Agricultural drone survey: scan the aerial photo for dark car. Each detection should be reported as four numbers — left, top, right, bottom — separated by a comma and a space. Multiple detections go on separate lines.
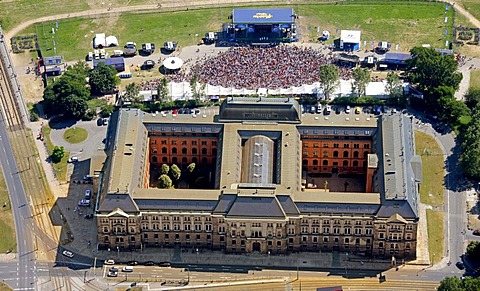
158, 261, 171, 267
335, 106, 341, 114
473, 229, 480, 236
456, 261, 465, 270
143, 261, 155, 266
84, 213, 94, 219
109, 266, 119, 272
127, 260, 139, 266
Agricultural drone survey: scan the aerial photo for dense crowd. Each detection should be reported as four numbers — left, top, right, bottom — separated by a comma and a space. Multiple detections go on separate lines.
139, 45, 354, 90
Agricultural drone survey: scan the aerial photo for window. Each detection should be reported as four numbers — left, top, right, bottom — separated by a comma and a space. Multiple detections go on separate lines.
181, 140, 187, 145
201, 141, 207, 146
353, 160, 359, 167
212, 148, 217, 155
333, 143, 339, 148
354, 144, 360, 149
162, 157, 168, 163
172, 147, 177, 154
171, 140, 177, 145
192, 141, 197, 145
192, 148, 197, 155
151, 156, 158, 163
313, 160, 318, 166
333, 151, 339, 157
172, 157, 178, 163
202, 148, 208, 155
343, 144, 349, 148
344, 228, 351, 235
343, 151, 349, 158
162, 147, 167, 154
182, 148, 187, 154
182, 157, 188, 164
343, 160, 348, 166
303, 159, 308, 166
364, 144, 370, 149
161, 140, 167, 145
353, 151, 359, 158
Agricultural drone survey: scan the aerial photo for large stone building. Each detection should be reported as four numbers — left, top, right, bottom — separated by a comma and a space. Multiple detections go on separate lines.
96, 98, 421, 260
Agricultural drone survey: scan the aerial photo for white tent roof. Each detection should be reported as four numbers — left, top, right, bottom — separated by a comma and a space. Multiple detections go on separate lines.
94, 33, 106, 48
163, 57, 183, 70
105, 36, 118, 47
340, 30, 361, 44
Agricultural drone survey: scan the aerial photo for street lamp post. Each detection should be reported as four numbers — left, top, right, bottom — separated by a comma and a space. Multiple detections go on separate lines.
345, 253, 349, 278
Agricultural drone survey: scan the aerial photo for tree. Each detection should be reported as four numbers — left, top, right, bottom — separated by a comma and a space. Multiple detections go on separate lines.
158, 174, 172, 189
385, 72, 402, 98
124, 83, 141, 104
438, 276, 463, 291
88, 62, 120, 94
64, 61, 90, 80
100, 104, 115, 117
318, 64, 340, 100
61, 94, 88, 118
352, 67, 370, 97
465, 88, 480, 110
170, 164, 181, 181
187, 163, 196, 173
190, 75, 203, 101
160, 164, 170, 175
157, 78, 170, 102
407, 47, 462, 92
51, 146, 64, 163
460, 106, 480, 178
466, 241, 480, 259
432, 86, 470, 126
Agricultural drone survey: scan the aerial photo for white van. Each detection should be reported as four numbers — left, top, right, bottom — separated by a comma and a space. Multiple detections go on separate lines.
112, 50, 123, 57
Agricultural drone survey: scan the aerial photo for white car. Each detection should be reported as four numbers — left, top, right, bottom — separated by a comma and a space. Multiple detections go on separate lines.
107, 271, 118, 277
84, 189, 92, 199
104, 259, 115, 265
78, 199, 90, 207
68, 157, 78, 163
62, 250, 74, 258
122, 266, 134, 272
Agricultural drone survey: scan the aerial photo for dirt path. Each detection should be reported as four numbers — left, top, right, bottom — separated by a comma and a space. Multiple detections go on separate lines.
445, 0, 480, 28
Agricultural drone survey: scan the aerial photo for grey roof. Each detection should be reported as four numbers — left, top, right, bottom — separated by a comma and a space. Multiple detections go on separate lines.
375, 114, 420, 218
212, 194, 237, 213
144, 123, 223, 135
376, 200, 417, 219
134, 199, 218, 211
297, 126, 376, 137
226, 196, 285, 218
218, 97, 301, 123
295, 202, 380, 215
97, 194, 139, 213
241, 135, 275, 184
277, 195, 299, 216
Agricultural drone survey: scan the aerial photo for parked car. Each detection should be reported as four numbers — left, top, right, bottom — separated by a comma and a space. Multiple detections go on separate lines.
109, 266, 119, 272
83, 175, 92, 181
104, 259, 115, 265
127, 260, 139, 266
122, 266, 134, 272
78, 199, 91, 207
84, 213, 94, 219
62, 250, 74, 258
473, 229, 480, 236
84, 189, 92, 199
355, 107, 361, 114
158, 262, 171, 267
107, 271, 118, 277
324, 105, 332, 115
335, 106, 341, 114
123, 42, 137, 56
456, 261, 465, 270
67, 157, 78, 163
345, 105, 351, 114
143, 60, 155, 69
143, 261, 155, 266
102, 118, 109, 126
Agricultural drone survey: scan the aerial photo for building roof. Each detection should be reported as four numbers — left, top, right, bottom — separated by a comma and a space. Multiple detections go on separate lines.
97, 194, 139, 213
340, 30, 361, 44
219, 97, 301, 123
226, 196, 285, 218
295, 202, 380, 215
232, 8, 295, 24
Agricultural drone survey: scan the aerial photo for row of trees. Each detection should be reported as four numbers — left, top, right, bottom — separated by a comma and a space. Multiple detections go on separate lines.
43, 62, 119, 119
318, 64, 402, 100
158, 163, 196, 188
438, 241, 480, 290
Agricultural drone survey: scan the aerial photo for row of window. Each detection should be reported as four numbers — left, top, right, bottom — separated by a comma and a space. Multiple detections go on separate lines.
152, 140, 218, 146
303, 150, 369, 158
152, 147, 217, 156
303, 159, 367, 167
303, 143, 370, 149
151, 156, 212, 164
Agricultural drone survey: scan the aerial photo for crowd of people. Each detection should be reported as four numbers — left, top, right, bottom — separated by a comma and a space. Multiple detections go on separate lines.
188, 45, 350, 89
138, 45, 355, 91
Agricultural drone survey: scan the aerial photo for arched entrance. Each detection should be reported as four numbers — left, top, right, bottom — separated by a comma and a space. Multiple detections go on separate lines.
252, 242, 261, 252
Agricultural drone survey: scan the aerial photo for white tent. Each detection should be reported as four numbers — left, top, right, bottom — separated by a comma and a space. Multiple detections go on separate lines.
163, 57, 183, 70
340, 30, 361, 44
94, 33, 106, 48
105, 36, 119, 47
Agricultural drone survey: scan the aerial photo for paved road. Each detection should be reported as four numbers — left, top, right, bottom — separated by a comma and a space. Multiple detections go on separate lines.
0, 111, 36, 289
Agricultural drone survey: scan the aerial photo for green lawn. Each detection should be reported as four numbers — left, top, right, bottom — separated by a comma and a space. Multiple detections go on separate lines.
470, 69, 480, 90
426, 209, 444, 265
461, 1, 480, 25
415, 131, 445, 206
17, 1, 455, 61
63, 127, 88, 144
42, 125, 70, 181
0, 168, 17, 253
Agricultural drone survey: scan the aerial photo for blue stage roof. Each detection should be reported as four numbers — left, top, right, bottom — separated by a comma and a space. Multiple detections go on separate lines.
233, 8, 294, 24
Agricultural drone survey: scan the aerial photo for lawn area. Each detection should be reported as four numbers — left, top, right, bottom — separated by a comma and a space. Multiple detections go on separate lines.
460, 0, 480, 25
415, 130, 444, 207
0, 168, 17, 253
18, 1, 454, 61
63, 127, 88, 144
42, 125, 69, 181
470, 69, 480, 90
426, 209, 444, 265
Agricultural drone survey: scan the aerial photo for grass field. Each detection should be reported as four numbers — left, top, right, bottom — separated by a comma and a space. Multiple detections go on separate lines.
460, 0, 480, 25
426, 209, 444, 265
17, 1, 455, 61
42, 125, 69, 181
63, 127, 88, 144
471, 69, 480, 90
0, 168, 17, 253
415, 131, 445, 207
